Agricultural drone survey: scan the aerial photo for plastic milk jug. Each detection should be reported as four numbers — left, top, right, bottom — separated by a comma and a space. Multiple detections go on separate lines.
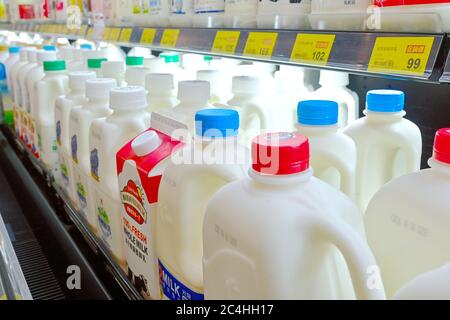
309, 70, 359, 128
55, 71, 96, 202
19, 49, 39, 142
257, 0, 311, 29
157, 109, 248, 300
145, 73, 177, 113
196, 69, 231, 104
0, 64, 9, 125
90, 86, 151, 267
35, 60, 69, 171
116, 119, 185, 299
87, 58, 107, 77
1, 47, 21, 128
193, 0, 225, 27
26, 50, 57, 157
296, 100, 356, 199
344, 90, 422, 211
203, 132, 385, 300
170, 0, 194, 27
365, 128, 450, 298
101, 61, 126, 86
125, 56, 150, 86
224, 0, 258, 27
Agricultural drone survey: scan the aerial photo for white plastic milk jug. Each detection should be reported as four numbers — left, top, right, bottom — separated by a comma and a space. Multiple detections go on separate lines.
203, 132, 385, 300
145, 73, 177, 113
157, 108, 248, 300
69, 78, 117, 229
90, 86, 151, 268
344, 89, 422, 211
365, 128, 450, 298
101, 61, 126, 86
2, 47, 21, 130
296, 100, 356, 199
35, 60, 69, 171
87, 58, 107, 77
257, 0, 311, 29
125, 56, 150, 86
55, 71, 96, 202
196, 69, 231, 104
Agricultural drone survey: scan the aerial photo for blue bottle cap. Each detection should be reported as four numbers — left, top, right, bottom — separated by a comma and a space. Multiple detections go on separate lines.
366, 90, 405, 112
195, 109, 239, 138
43, 45, 56, 51
80, 43, 93, 50
8, 46, 20, 54
0, 63, 6, 80
297, 100, 339, 126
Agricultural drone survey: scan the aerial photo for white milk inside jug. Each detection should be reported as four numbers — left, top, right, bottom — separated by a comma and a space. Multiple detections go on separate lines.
196, 69, 231, 104
90, 86, 151, 268
87, 58, 107, 77
308, 70, 359, 128
257, 0, 311, 29
101, 61, 126, 86
296, 100, 356, 199
224, 0, 257, 27
203, 132, 385, 300
226, 76, 269, 147
55, 71, 96, 203
181, 53, 210, 81
145, 73, 177, 113
125, 56, 150, 86
35, 60, 69, 172
309, 0, 371, 31
170, 0, 194, 27
160, 52, 183, 83
69, 78, 117, 231
344, 89, 422, 212
193, 0, 225, 27
365, 128, 450, 298
157, 109, 248, 300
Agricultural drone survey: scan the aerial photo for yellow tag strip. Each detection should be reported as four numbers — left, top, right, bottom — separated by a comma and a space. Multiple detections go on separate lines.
160, 29, 180, 48
368, 36, 435, 76
243, 32, 278, 58
86, 27, 94, 40
102, 27, 111, 41
291, 33, 335, 66
140, 28, 157, 45
119, 28, 133, 43
212, 30, 240, 54
109, 28, 121, 41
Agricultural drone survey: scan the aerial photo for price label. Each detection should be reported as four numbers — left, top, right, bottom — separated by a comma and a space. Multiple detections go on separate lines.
212, 30, 240, 54
161, 29, 180, 48
140, 28, 157, 45
109, 28, 121, 41
102, 27, 111, 41
243, 32, 278, 58
368, 37, 435, 76
291, 33, 335, 65
86, 27, 94, 40
119, 28, 133, 42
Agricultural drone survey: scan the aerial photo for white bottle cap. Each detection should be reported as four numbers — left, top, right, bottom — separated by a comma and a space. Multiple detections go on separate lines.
37, 50, 57, 63
319, 70, 349, 87
145, 73, 174, 94
178, 80, 210, 102
231, 76, 260, 94
69, 71, 96, 92
131, 130, 162, 157
126, 67, 150, 86
85, 78, 117, 100
27, 49, 37, 62
102, 61, 125, 79
110, 86, 147, 111
59, 46, 74, 61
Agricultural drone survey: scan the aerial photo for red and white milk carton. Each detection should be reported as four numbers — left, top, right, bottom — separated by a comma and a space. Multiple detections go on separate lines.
116, 113, 186, 300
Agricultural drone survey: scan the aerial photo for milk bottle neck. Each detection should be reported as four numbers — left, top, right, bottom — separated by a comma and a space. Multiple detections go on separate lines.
364, 109, 406, 123
249, 168, 314, 186
179, 98, 209, 109
296, 124, 339, 136
84, 98, 110, 111
44, 70, 66, 78
428, 158, 450, 177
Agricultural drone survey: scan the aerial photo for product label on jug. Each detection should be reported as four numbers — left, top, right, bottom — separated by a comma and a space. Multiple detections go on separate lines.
56, 120, 62, 146
159, 260, 204, 300
60, 162, 69, 187
90, 148, 100, 182
98, 205, 112, 245
76, 181, 87, 210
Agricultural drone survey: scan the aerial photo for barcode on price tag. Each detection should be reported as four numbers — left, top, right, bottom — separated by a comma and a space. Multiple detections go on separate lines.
290, 33, 335, 66
368, 37, 435, 76
212, 30, 240, 54
243, 32, 278, 58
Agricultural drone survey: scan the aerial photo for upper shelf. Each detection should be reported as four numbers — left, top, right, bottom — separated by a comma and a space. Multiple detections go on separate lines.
2, 22, 450, 83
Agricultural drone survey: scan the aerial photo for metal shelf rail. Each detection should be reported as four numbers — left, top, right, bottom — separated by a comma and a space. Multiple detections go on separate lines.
7, 127, 143, 300
0, 22, 448, 83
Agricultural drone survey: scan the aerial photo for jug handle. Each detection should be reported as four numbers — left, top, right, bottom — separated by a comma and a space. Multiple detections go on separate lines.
310, 213, 386, 300
399, 141, 421, 173
333, 158, 356, 200
247, 103, 269, 130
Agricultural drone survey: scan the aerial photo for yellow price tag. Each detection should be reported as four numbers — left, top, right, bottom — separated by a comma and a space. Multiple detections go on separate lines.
160, 29, 180, 48
86, 27, 94, 40
109, 28, 121, 41
368, 36, 435, 76
119, 28, 133, 42
78, 25, 87, 36
140, 28, 157, 45
102, 27, 111, 41
243, 32, 278, 58
212, 30, 240, 54
291, 33, 335, 65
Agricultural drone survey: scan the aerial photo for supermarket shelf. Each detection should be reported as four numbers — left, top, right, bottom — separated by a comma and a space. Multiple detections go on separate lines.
440, 39, 450, 82
0, 22, 447, 82
7, 127, 143, 300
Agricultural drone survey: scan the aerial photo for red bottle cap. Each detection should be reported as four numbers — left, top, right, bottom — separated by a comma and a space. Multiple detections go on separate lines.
252, 133, 310, 175
434, 128, 450, 165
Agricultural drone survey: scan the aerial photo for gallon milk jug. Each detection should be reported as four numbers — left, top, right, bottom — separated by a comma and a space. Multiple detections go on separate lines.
226, 76, 269, 147
157, 109, 248, 300
125, 56, 150, 86
296, 100, 356, 199
257, 0, 311, 29
35, 60, 69, 171
344, 89, 422, 211
182, 53, 210, 81
26, 50, 57, 157
69, 78, 116, 229
160, 52, 183, 83
196, 69, 231, 104
224, 0, 258, 27
393, 263, 450, 300
163, 80, 211, 133
203, 132, 385, 300
90, 86, 151, 268
2, 47, 21, 128
55, 71, 96, 202
309, 70, 359, 128
117, 122, 185, 299
101, 61, 126, 86
145, 73, 177, 113
170, 0, 194, 27
87, 58, 107, 77
193, 0, 225, 27
365, 128, 450, 298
